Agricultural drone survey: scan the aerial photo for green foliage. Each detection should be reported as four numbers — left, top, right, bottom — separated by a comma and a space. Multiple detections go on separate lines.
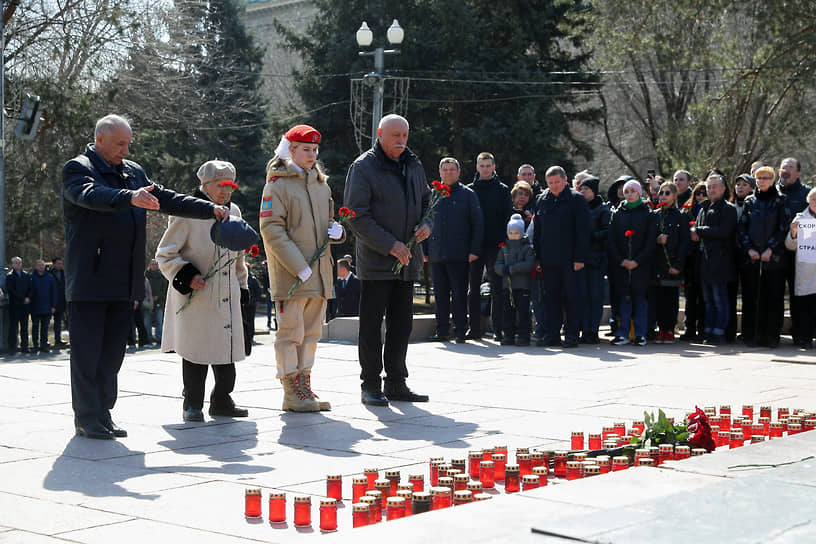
638, 409, 689, 449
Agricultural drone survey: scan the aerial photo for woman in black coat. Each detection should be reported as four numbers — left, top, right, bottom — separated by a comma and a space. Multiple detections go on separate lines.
650, 182, 690, 344
607, 180, 658, 346
737, 166, 790, 347
680, 183, 708, 340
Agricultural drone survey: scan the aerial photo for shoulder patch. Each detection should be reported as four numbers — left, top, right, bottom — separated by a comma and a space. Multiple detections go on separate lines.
261, 199, 273, 211
260, 210, 274, 218
267, 176, 280, 183
262, 196, 273, 201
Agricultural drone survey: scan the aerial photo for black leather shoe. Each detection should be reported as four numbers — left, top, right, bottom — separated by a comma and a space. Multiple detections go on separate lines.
209, 404, 249, 417
101, 420, 128, 438
183, 407, 205, 422
492, 332, 503, 341
383, 384, 429, 402
361, 390, 389, 406
428, 334, 450, 342
536, 337, 561, 347
455, 336, 466, 344
75, 421, 114, 440
562, 338, 579, 348
465, 329, 482, 340
500, 337, 515, 346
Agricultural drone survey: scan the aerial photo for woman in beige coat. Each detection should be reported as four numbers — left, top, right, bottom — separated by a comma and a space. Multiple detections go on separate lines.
260, 124, 344, 412
157, 160, 250, 422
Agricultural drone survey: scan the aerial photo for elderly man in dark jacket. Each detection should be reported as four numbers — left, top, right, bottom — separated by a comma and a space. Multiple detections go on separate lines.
344, 114, 432, 406
777, 157, 812, 345
532, 166, 591, 348
63, 114, 228, 440
426, 157, 483, 344
690, 173, 738, 344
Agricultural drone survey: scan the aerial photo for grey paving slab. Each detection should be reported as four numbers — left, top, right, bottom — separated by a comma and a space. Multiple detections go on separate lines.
57, 519, 257, 544
0, 491, 131, 535
0, 531, 77, 543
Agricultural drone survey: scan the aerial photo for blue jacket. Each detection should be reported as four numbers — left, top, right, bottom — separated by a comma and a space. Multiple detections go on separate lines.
425, 182, 484, 263
62, 145, 217, 302
532, 187, 591, 268
467, 174, 513, 252
30, 271, 57, 315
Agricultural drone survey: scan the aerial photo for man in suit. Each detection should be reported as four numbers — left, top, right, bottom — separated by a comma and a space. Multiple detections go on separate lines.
333, 258, 360, 317
6, 256, 32, 354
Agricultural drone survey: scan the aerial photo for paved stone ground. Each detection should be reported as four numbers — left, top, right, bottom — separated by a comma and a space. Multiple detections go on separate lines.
1, 317, 815, 543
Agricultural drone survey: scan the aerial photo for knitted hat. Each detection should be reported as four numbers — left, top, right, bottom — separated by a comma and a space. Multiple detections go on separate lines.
623, 179, 643, 196
507, 213, 525, 236
197, 160, 236, 185
735, 173, 756, 189
577, 175, 600, 196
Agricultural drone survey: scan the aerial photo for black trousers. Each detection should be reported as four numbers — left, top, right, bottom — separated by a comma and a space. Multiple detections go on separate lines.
431, 261, 469, 337
54, 310, 65, 343
793, 293, 816, 343
8, 305, 29, 351
541, 265, 581, 341
503, 288, 531, 341
784, 254, 802, 339
69, 301, 130, 426
182, 359, 236, 409
726, 279, 738, 342
468, 246, 502, 335
31, 313, 51, 348
683, 269, 705, 336
358, 279, 412, 391
651, 285, 680, 332
741, 264, 785, 343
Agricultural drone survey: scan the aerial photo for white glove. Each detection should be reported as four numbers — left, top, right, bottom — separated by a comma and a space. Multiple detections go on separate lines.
297, 267, 312, 282
328, 222, 343, 240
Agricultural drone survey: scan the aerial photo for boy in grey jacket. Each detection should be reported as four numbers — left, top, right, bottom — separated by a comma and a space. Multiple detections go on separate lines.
495, 214, 536, 346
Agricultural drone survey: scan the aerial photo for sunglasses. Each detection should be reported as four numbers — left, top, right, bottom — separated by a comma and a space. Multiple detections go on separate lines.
659, 190, 673, 196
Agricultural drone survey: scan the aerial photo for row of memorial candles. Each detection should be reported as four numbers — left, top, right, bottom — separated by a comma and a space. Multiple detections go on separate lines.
244, 404, 814, 531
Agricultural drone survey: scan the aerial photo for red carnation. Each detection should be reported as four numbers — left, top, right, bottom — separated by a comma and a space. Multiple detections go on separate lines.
656, 202, 667, 209
219, 180, 239, 190
338, 207, 356, 218
687, 406, 716, 452
683, 203, 692, 209
498, 242, 506, 248
689, 221, 696, 227
624, 230, 635, 237
245, 245, 260, 258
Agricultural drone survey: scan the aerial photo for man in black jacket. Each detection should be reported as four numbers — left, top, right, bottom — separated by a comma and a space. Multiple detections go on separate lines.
49, 257, 68, 347
63, 114, 228, 439
777, 157, 812, 344
532, 166, 591, 348
333, 258, 361, 317
426, 157, 483, 343
6, 257, 32, 354
344, 114, 431, 406
466, 152, 513, 341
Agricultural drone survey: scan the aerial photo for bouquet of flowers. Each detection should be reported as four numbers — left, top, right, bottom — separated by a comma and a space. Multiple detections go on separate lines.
393, 180, 450, 274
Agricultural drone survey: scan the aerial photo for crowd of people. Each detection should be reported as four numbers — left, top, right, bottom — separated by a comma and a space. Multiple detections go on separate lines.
424, 155, 815, 350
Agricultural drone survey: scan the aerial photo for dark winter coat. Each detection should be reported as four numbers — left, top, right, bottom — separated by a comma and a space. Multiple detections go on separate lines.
532, 188, 591, 268
607, 201, 657, 297
62, 145, 217, 302
494, 237, 537, 290
334, 273, 361, 317
586, 196, 612, 267
778, 178, 811, 221
425, 181, 484, 263
344, 141, 431, 281
467, 173, 513, 252
694, 199, 738, 284
145, 268, 169, 309
5, 270, 32, 307
30, 271, 57, 315
48, 267, 66, 312
652, 206, 690, 283
737, 187, 790, 271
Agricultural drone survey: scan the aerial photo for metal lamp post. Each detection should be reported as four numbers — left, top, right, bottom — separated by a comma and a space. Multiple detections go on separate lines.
356, 19, 404, 146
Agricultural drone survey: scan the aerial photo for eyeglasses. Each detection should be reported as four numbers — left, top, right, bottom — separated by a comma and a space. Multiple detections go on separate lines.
755, 176, 774, 181
659, 190, 673, 196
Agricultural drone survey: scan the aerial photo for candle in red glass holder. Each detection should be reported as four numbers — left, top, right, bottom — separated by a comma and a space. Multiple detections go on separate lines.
412, 491, 431, 515
778, 407, 789, 420
520, 474, 538, 490
720, 404, 731, 416
398, 482, 413, 493
658, 444, 674, 464
430, 486, 452, 510
364, 491, 382, 522
632, 420, 645, 434
596, 455, 611, 474
751, 423, 764, 439
467, 480, 483, 494
759, 406, 772, 420
583, 465, 601, 478
385, 470, 400, 495
360, 496, 378, 523
588, 433, 602, 450
468, 451, 482, 479
571, 431, 584, 450
717, 431, 729, 448
780, 415, 789, 433
531, 451, 547, 471
495, 445, 508, 456
758, 417, 770, 435
492, 453, 507, 481
386, 497, 406, 521
731, 417, 742, 430
515, 446, 530, 458
352, 477, 368, 503
788, 423, 802, 435
742, 405, 753, 420
553, 451, 568, 478
479, 461, 495, 488
319, 499, 337, 532
614, 422, 626, 437
532, 466, 548, 486
268, 492, 286, 523
691, 448, 706, 456
364, 468, 378, 490
429, 459, 442, 487
473, 493, 492, 502
453, 490, 473, 505
565, 461, 582, 480
751, 435, 765, 444
244, 488, 262, 518
352, 502, 370, 528
326, 475, 342, 501
601, 426, 616, 441
517, 453, 532, 476
674, 446, 690, 460
804, 419, 816, 432
408, 474, 424, 492
729, 430, 744, 448
612, 456, 629, 471
742, 422, 753, 441
396, 490, 412, 516
453, 474, 469, 491
293, 496, 311, 527
717, 415, 730, 433
375, 479, 391, 503
648, 446, 660, 465
482, 447, 494, 461
637, 457, 655, 467
451, 458, 467, 473
504, 464, 520, 493
438, 464, 452, 481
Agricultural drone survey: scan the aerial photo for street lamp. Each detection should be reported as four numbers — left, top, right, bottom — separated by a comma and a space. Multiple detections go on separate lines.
356, 19, 404, 146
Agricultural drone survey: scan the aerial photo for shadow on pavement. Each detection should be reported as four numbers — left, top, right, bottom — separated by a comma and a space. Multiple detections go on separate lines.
277, 412, 373, 456
364, 403, 484, 449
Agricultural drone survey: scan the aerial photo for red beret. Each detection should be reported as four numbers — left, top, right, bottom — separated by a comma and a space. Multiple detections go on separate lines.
285, 124, 321, 144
